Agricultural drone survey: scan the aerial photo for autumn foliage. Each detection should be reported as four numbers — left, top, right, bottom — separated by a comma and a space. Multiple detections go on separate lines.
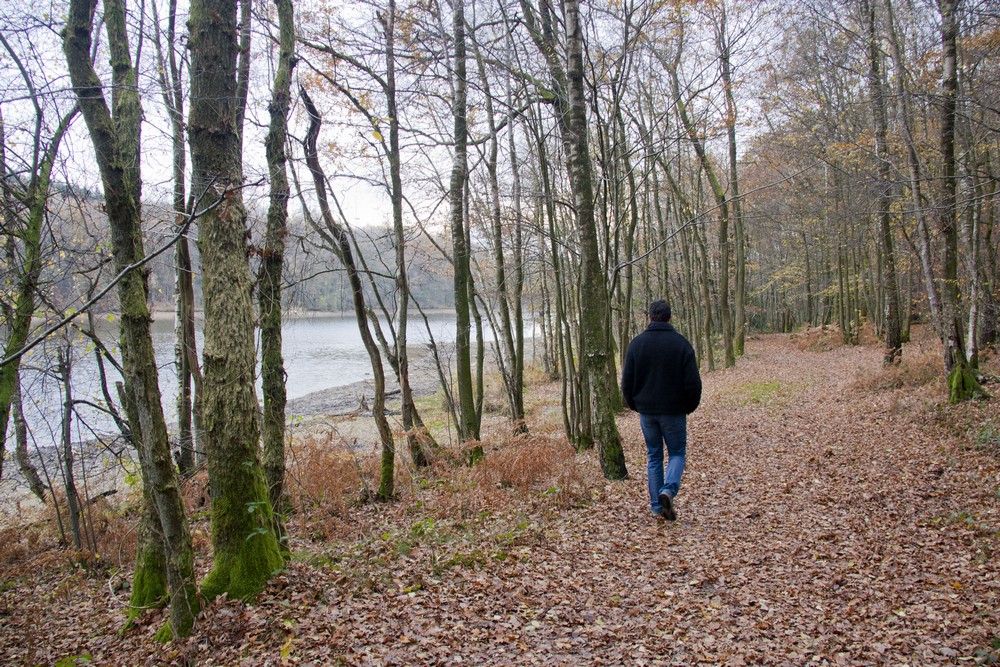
2, 334, 999, 665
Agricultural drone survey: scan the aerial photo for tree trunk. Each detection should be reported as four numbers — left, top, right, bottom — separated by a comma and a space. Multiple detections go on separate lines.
64, 0, 199, 636
151, 0, 202, 473
938, 0, 963, 372
473, 37, 526, 433
57, 350, 82, 550
981, 180, 998, 348
718, 3, 747, 358
11, 376, 46, 501
509, 101, 527, 433
562, 0, 627, 478
300, 88, 397, 501
668, 63, 735, 367
531, 107, 575, 439
864, 0, 902, 364
802, 229, 814, 326
258, 0, 295, 550
383, 0, 434, 466
935, 0, 986, 401
518, 0, 626, 476
188, 0, 283, 601
0, 100, 75, 485
450, 0, 479, 445
174, 238, 203, 471
119, 375, 167, 627
884, 0, 941, 334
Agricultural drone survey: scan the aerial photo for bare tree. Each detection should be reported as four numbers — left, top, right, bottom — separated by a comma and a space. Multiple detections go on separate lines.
63, 0, 198, 637
518, 0, 627, 479
935, 0, 985, 402
258, 0, 296, 551
149, 0, 204, 472
862, 0, 902, 364
0, 32, 76, 487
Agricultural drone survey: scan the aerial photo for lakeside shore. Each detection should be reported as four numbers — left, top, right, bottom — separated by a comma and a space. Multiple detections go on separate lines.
0, 342, 450, 513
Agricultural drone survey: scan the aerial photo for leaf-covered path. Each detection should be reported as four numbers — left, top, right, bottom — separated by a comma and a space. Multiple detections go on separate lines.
2, 334, 999, 665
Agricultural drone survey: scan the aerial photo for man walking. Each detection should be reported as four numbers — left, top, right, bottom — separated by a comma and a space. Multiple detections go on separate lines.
621, 300, 702, 520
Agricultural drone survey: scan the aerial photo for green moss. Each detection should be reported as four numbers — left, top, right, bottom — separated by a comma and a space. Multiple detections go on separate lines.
126, 541, 168, 624
153, 621, 174, 643
948, 364, 989, 404
376, 445, 395, 501
200, 473, 283, 602
741, 381, 783, 404
464, 444, 485, 466
433, 549, 488, 574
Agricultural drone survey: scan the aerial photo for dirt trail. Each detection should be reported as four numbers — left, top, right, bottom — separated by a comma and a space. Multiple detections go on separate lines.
294, 337, 997, 666
2, 335, 997, 665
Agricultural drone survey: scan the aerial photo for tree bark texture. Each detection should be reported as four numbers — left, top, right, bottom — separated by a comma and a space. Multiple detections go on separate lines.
63, 0, 198, 637
187, 0, 283, 600
258, 0, 295, 552
450, 0, 480, 445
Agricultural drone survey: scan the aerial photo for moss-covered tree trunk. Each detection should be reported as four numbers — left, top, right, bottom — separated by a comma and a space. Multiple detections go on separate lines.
565, 0, 626, 478
519, 0, 626, 478
120, 380, 167, 627
935, 0, 986, 403
258, 0, 295, 553
63, 0, 199, 637
188, 0, 283, 601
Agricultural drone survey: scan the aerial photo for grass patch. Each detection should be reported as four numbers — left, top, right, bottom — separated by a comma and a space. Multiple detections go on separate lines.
723, 380, 791, 407
972, 420, 1000, 453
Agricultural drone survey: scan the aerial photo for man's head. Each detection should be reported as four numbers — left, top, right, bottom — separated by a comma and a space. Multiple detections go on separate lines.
648, 299, 672, 323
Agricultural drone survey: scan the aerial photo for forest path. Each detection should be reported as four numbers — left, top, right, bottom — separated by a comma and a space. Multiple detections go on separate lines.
314, 334, 997, 666
275, 335, 999, 665
2, 334, 998, 665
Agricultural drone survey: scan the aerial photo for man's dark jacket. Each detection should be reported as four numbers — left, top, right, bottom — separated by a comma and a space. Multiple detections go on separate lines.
621, 321, 702, 415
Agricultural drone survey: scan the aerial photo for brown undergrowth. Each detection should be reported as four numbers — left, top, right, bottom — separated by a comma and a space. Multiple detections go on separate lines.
1, 332, 999, 666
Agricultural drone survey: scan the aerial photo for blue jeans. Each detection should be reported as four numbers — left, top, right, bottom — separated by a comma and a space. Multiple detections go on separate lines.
639, 413, 687, 515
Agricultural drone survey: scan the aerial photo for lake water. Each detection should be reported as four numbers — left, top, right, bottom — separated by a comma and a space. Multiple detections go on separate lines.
12, 311, 460, 449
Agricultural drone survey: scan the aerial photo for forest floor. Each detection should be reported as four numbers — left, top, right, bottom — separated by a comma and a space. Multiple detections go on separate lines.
1, 327, 999, 666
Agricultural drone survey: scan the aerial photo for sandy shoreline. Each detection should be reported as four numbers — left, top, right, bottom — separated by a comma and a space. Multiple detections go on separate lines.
286, 343, 444, 418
